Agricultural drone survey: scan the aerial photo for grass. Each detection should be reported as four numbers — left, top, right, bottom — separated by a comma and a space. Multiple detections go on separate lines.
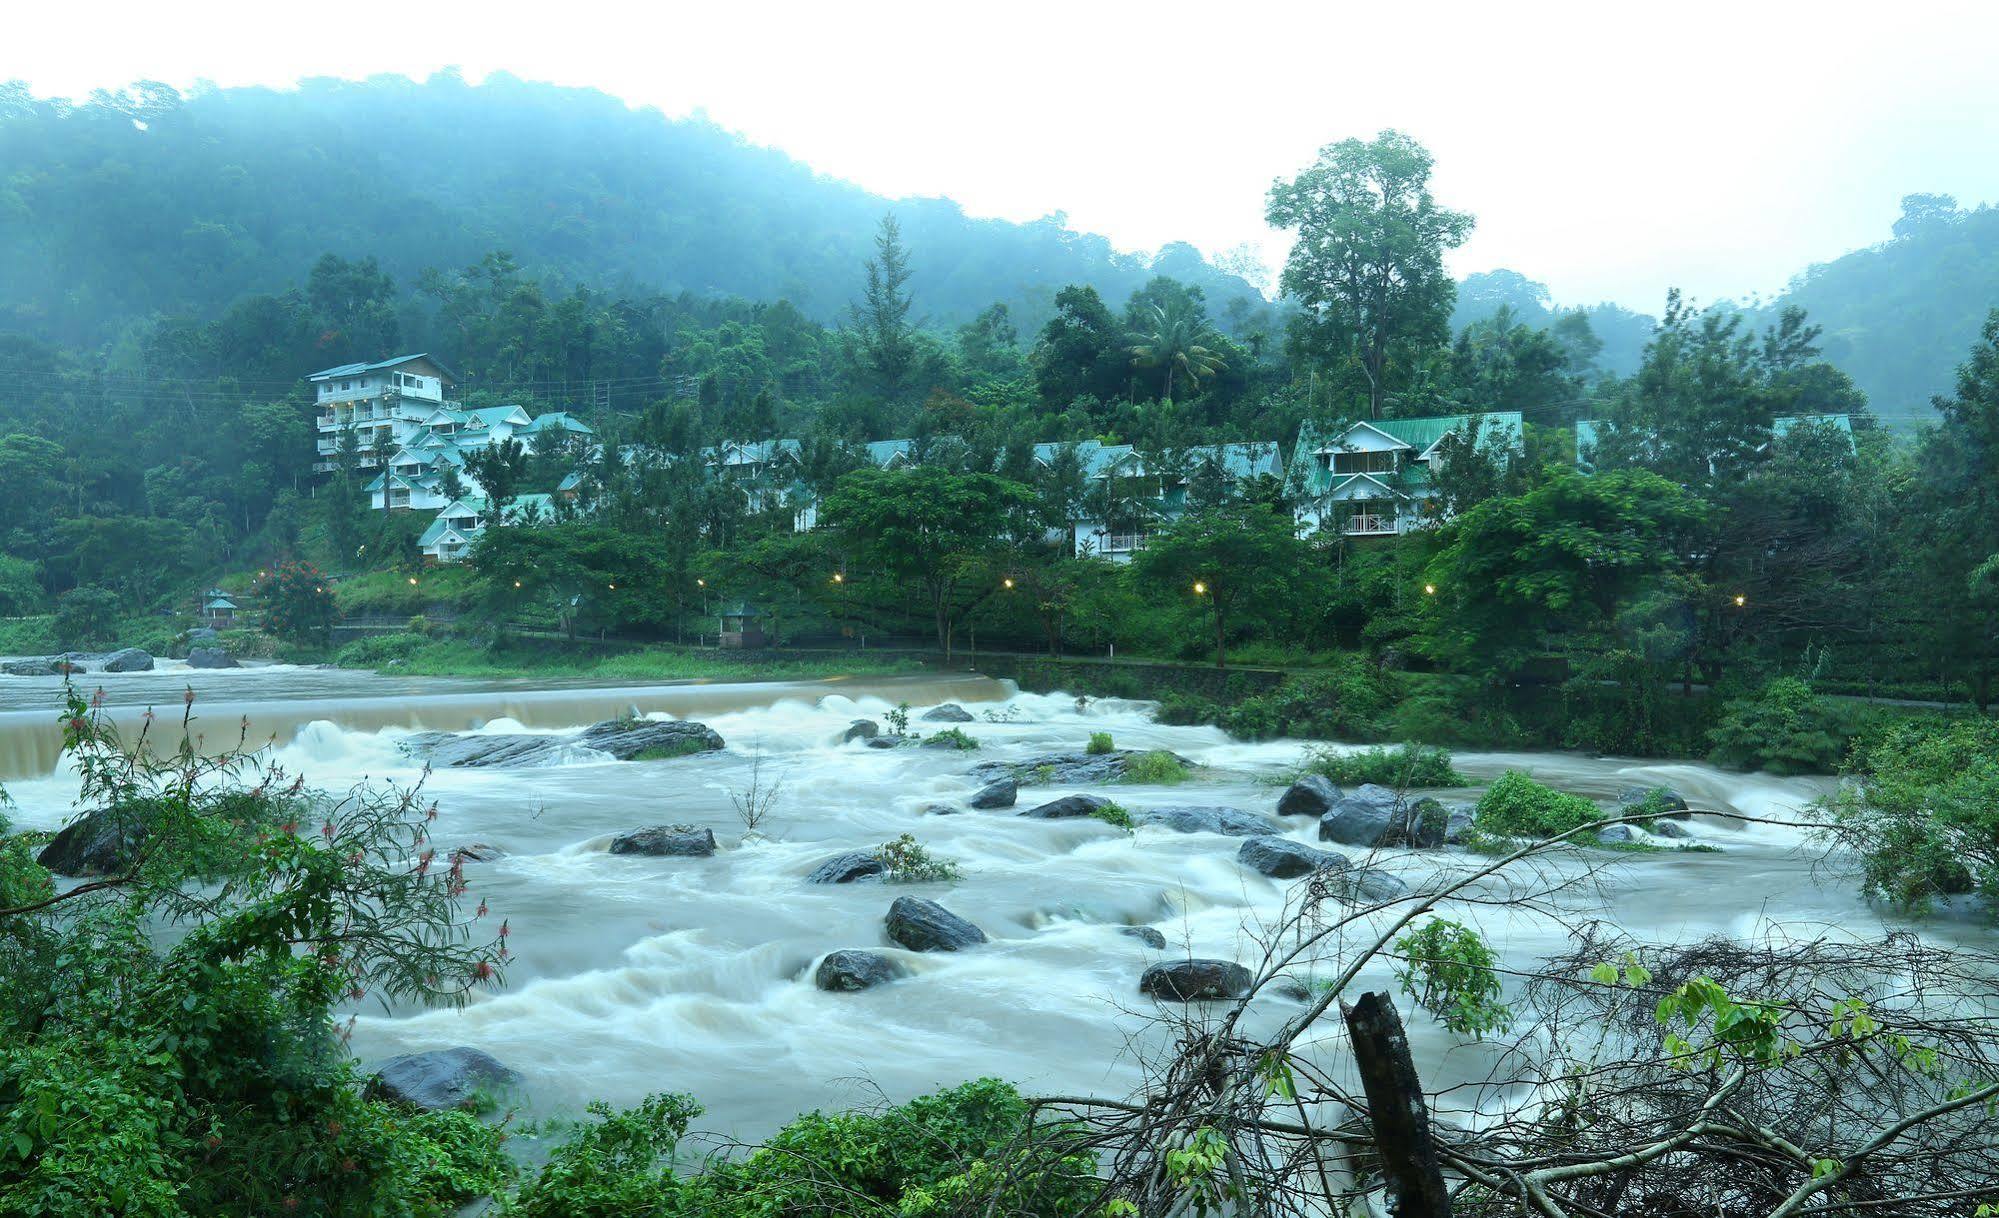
1120, 750, 1190, 785
332, 633, 926, 681
632, 739, 713, 761
1298, 743, 1466, 788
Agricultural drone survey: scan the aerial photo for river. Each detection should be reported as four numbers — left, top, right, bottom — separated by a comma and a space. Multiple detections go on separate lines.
0, 663, 1973, 1147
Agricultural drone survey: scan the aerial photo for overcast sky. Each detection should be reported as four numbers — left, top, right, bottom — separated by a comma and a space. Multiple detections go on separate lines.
10, 0, 1998, 312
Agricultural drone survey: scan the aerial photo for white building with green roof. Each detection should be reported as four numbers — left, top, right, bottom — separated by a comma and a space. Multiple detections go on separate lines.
1289, 413, 1524, 539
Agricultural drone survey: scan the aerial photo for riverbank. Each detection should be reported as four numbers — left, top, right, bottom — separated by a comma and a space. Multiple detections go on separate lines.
327, 632, 930, 682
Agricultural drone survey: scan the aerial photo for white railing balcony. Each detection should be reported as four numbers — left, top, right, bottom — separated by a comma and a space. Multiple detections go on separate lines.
1102, 532, 1150, 553
1343, 514, 1398, 536
317, 414, 337, 429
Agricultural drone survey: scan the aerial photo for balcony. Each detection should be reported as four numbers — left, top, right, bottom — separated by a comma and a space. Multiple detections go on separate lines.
1100, 532, 1150, 554
1342, 514, 1398, 536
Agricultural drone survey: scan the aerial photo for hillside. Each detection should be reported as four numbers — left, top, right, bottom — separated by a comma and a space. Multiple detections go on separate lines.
0, 73, 1263, 347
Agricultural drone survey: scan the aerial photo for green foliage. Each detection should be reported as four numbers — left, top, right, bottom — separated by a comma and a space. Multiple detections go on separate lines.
1393, 919, 1512, 1038
1153, 692, 1220, 727
0, 556, 41, 617
1086, 731, 1115, 755
923, 727, 980, 751
876, 834, 960, 883
1707, 677, 1856, 775
1119, 751, 1190, 785
1217, 659, 1399, 742
51, 584, 122, 650
1091, 802, 1137, 832
1301, 743, 1464, 787
1821, 718, 1999, 917
1134, 504, 1307, 668
1473, 771, 1602, 839
502, 1092, 700, 1218
252, 559, 335, 644
884, 703, 912, 736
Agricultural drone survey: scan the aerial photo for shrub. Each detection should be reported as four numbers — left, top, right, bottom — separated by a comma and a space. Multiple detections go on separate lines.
1394, 919, 1511, 1038
1301, 743, 1465, 788
877, 834, 960, 883
1706, 677, 1856, 775
52, 584, 121, 650
1086, 731, 1115, 755
1120, 750, 1189, 785
1090, 801, 1136, 832
1473, 771, 1602, 839
1153, 691, 1220, 727
1217, 657, 1398, 742
923, 727, 979, 751
1820, 718, 1999, 917
254, 559, 337, 644
334, 631, 430, 668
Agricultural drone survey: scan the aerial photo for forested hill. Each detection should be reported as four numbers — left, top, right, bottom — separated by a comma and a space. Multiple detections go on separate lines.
0, 73, 1262, 346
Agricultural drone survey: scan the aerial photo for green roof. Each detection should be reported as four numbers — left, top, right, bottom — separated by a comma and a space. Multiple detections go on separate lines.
1291, 413, 1522, 497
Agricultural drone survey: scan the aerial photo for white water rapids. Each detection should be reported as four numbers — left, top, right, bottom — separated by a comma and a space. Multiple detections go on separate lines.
1, 664, 1980, 1144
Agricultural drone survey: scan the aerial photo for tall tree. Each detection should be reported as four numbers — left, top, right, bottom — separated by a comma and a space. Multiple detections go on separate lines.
1135, 503, 1306, 668
849, 214, 919, 406
1126, 298, 1227, 402
1267, 131, 1473, 418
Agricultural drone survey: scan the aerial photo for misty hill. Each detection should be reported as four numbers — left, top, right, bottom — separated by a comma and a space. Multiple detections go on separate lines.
0, 73, 1263, 347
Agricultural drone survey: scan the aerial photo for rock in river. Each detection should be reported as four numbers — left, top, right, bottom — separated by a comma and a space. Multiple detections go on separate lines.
401, 717, 724, 768
185, 647, 240, 669
968, 776, 1017, 809
37, 807, 148, 877
1137, 806, 1280, 837
808, 851, 888, 883
1595, 823, 1642, 845
1019, 793, 1110, 819
842, 719, 880, 743
1619, 785, 1691, 816
885, 896, 987, 951
577, 718, 726, 761
970, 750, 1191, 786
609, 824, 716, 857
1238, 836, 1349, 879
921, 703, 976, 722
1120, 925, 1168, 949
367, 1047, 520, 1111
1318, 785, 1447, 849
100, 647, 154, 673
815, 949, 906, 991
1140, 959, 1253, 1002
1276, 775, 1342, 817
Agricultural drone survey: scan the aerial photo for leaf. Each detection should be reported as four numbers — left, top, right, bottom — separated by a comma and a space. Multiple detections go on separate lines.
1589, 962, 1619, 986
10, 1132, 30, 1161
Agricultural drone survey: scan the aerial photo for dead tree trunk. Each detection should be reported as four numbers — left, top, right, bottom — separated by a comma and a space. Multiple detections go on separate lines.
1343, 991, 1452, 1217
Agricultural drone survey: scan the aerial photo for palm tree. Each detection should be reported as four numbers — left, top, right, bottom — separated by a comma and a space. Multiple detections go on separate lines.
1127, 300, 1227, 402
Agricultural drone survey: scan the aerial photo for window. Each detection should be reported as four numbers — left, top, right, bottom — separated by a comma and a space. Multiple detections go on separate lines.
340, 380, 352, 391
1331, 450, 1397, 476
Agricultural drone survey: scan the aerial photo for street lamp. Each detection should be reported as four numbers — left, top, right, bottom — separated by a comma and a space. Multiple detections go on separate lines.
1193, 581, 1208, 595
1424, 583, 1437, 596
1003, 577, 1015, 589
832, 571, 844, 584
1733, 593, 1746, 607
407, 577, 418, 586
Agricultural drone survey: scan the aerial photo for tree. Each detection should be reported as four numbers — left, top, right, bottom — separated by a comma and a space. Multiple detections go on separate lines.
1127, 299, 1227, 402
849, 214, 919, 406
1267, 131, 1474, 418
51, 584, 120, 650
822, 466, 1038, 660
1135, 504, 1307, 667
463, 438, 531, 525
1032, 285, 1127, 406
1910, 310, 1999, 706
255, 560, 336, 645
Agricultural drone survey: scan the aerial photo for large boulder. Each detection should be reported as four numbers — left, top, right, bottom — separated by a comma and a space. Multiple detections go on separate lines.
1619, 785, 1691, 817
578, 718, 725, 761
185, 648, 240, 669
100, 647, 154, 673
885, 896, 987, 951
366, 1047, 520, 1112
1, 657, 63, 677
1276, 775, 1342, 817
1332, 868, 1410, 904
1140, 959, 1253, 1002
968, 776, 1017, 809
1120, 926, 1167, 949
1443, 803, 1478, 845
1316, 786, 1447, 848
842, 719, 880, 744
1595, 824, 1642, 845
1650, 820, 1692, 840
807, 851, 887, 884
37, 808, 148, 877
1137, 806, 1281, 837
1019, 794, 1111, 820
609, 824, 716, 857
815, 949, 906, 991
969, 750, 1191, 787
921, 704, 976, 722
1239, 836, 1349, 879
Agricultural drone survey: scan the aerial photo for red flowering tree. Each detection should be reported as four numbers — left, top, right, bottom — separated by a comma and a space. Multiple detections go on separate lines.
256, 559, 337, 644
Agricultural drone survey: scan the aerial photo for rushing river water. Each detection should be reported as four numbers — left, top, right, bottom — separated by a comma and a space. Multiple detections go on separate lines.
0, 663, 1974, 1146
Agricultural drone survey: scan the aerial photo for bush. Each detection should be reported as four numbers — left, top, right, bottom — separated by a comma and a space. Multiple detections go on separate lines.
1085, 731, 1114, 755
1820, 718, 1999, 918
877, 834, 960, 883
334, 631, 431, 668
1090, 801, 1136, 832
1706, 677, 1857, 775
1216, 657, 1399, 742
1301, 744, 1465, 788
51, 584, 121, 650
923, 727, 979, 751
1120, 750, 1189, 785
1394, 919, 1511, 1038
1473, 771, 1602, 839
1153, 691, 1221, 727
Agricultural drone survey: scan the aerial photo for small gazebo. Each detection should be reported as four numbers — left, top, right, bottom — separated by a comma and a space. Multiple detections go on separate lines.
717, 602, 767, 649
201, 592, 239, 625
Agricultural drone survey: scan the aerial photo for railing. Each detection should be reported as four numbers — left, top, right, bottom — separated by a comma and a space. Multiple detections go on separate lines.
1343, 514, 1397, 536
1101, 532, 1150, 553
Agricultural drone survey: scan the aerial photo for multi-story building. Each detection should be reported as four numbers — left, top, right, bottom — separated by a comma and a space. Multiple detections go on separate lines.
1289, 412, 1525, 539
309, 354, 458, 472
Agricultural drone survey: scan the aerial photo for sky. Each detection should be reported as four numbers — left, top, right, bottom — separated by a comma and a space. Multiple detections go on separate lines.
9, 0, 1999, 312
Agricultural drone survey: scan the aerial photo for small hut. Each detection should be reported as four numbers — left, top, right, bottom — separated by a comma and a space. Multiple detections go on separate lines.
201, 593, 239, 625
717, 602, 767, 649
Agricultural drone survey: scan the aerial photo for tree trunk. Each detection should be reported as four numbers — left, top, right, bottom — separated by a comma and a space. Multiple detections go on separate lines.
1343, 991, 1452, 1217
1213, 603, 1227, 669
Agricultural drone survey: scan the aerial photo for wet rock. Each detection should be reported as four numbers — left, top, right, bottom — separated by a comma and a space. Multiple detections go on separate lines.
808, 851, 887, 884
815, 949, 905, 991
450, 842, 505, 864
1443, 804, 1478, 845
578, 718, 724, 761
100, 647, 154, 673
970, 750, 1191, 786
1140, 959, 1253, 1002
37, 807, 148, 877
921, 704, 975, 722
842, 719, 880, 743
1277, 775, 1342, 817
1619, 785, 1691, 817
865, 736, 911, 750
968, 777, 1017, 809
920, 803, 959, 816
1238, 836, 1349, 879
1595, 824, 1641, 845
1403, 797, 1450, 848
1317, 785, 1446, 848
185, 647, 240, 669
1273, 977, 1315, 1003
366, 1047, 519, 1112
0, 657, 63, 677
399, 718, 723, 768
1331, 868, 1410, 904
1019, 793, 1111, 819
919, 733, 974, 749
1650, 820, 1692, 840
1137, 806, 1281, 837
1120, 926, 1167, 949
609, 824, 716, 857
885, 896, 987, 951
